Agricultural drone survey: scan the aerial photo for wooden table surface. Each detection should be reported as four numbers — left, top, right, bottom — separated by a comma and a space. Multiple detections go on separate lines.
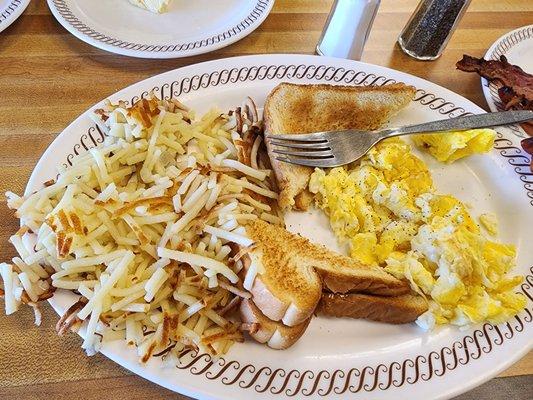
0, 0, 531, 399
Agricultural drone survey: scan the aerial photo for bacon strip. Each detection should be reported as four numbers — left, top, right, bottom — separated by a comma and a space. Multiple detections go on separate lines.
456, 55, 533, 103
457, 54, 533, 135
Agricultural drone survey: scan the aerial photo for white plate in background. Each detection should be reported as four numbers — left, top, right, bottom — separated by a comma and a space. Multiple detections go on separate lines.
47, 0, 274, 58
0, 0, 30, 33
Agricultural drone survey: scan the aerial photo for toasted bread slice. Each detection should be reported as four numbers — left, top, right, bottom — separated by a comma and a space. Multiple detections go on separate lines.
247, 228, 323, 327
264, 82, 416, 210
245, 220, 410, 326
240, 299, 310, 350
318, 293, 428, 324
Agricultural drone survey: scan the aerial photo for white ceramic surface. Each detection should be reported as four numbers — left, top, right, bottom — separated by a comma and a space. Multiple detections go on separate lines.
46, 0, 274, 58
0, 0, 30, 33
26, 55, 533, 400
482, 24, 533, 138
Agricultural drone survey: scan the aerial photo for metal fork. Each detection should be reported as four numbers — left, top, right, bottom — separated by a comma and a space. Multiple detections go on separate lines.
266, 110, 533, 168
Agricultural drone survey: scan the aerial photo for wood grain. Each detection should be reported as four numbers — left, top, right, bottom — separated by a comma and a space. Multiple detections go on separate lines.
0, 1, 531, 399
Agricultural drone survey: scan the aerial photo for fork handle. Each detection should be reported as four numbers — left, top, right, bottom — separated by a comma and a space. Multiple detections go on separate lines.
381, 110, 533, 138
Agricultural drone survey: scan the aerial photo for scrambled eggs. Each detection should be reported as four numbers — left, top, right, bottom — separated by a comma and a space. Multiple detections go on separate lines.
479, 212, 498, 236
412, 128, 496, 163
309, 138, 526, 329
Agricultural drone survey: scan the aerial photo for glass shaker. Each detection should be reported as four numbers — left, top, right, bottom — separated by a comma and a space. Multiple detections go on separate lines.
398, 0, 471, 60
316, 0, 381, 61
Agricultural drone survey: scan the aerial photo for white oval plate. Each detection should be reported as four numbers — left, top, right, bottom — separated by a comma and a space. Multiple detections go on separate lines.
47, 0, 274, 58
26, 55, 533, 400
482, 24, 533, 138
0, 0, 30, 33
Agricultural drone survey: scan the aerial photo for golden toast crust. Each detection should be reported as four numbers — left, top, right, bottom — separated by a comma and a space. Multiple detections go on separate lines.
318, 293, 428, 324
246, 221, 323, 324
240, 299, 310, 349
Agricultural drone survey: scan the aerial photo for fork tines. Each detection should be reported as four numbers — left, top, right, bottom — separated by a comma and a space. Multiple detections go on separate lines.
265, 133, 336, 167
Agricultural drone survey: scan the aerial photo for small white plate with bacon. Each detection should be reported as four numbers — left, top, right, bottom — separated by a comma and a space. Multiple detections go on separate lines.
457, 25, 533, 138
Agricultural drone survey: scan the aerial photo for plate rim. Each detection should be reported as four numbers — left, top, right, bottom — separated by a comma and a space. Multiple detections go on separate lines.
46, 0, 275, 59
0, 0, 30, 33
25, 54, 533, 400
481, 24, 533, 138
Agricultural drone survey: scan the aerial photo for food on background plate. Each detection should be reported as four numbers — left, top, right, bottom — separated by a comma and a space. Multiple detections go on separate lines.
456, 55, 532, 112
0, 94, 282, 358
264, 82, 416, 211
456, 54, 533, 135
412, 128, 496, 163
129, 0, 171, 13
